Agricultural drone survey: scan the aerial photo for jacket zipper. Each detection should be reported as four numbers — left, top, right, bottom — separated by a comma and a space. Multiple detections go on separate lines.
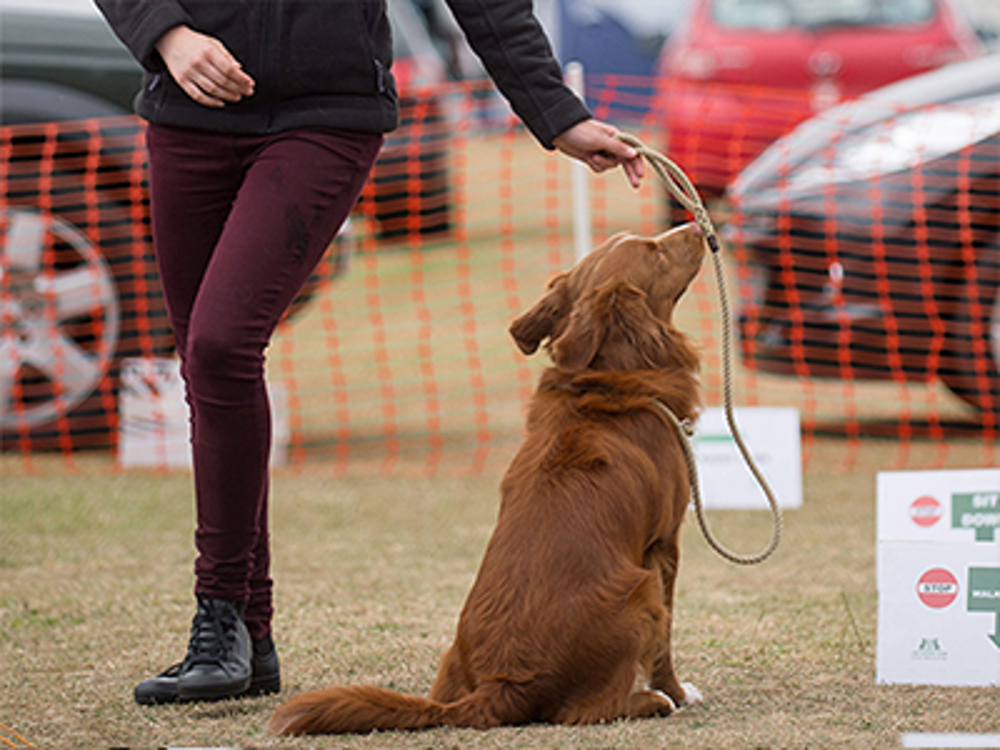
369, 1, 387, 94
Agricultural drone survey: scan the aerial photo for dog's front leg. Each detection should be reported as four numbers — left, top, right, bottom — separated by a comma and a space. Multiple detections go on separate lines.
643, 536, 697, 707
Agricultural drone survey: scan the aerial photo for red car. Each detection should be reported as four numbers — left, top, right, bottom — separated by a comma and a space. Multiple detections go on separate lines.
657, 0, 985, 207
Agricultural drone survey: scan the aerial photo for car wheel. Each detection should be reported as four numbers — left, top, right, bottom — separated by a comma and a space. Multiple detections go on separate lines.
2, 207, 118, 441
371, 147, 452, 240
369, 96, 452, 241
1, 201, 172, 451
940, 246, 1000, 421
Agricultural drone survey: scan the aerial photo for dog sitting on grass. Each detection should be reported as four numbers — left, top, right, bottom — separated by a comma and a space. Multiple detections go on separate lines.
269, 223, 707, 735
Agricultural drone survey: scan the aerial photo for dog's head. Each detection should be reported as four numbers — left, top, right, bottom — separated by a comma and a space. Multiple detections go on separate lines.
510, 223, 704, 372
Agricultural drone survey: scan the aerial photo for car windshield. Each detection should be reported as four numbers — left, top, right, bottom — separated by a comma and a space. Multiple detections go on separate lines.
711, 0, 936, 30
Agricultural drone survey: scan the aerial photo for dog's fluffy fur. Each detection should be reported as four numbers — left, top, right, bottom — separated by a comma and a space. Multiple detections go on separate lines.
269, 224, 706, 735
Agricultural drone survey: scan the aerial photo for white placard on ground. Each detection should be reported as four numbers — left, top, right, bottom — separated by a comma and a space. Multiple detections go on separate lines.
901, 734, 1000, 749
118, 357, 289, 469
877, 469, 1000, 687
877, 469, 1000, 544
693, 406, 802, 510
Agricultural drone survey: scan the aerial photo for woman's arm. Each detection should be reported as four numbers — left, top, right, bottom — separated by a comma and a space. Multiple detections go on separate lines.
444, 0, 643, 185
93, 0, 192, 71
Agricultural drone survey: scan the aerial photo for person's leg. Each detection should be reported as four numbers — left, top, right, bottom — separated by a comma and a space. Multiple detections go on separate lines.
139, 125, 382, 703
145, 125, 245, 360
140, 124, 256, 703
184, 128, 382, 641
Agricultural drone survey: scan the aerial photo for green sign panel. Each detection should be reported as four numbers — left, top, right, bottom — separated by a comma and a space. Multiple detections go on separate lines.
951, 491, 1000, 542
967, 567, 1000, 650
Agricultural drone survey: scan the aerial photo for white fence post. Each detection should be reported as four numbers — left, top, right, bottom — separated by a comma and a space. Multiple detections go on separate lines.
565, 61, 592, 263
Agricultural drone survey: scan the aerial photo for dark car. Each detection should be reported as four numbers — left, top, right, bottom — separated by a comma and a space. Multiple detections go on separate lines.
727, 53, 1000, 421
0, 0, 450, 450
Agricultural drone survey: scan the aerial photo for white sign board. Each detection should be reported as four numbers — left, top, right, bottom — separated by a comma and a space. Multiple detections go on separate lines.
877, 468, 1000, 545
118, 357, 289, 469
877, 469, 1000, 687
693, 407, 802, 510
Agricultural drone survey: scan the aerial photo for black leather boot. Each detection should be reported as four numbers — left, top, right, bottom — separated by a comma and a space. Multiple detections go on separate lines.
245, 634, 281, 696
176, 597, 251, 701
133, 599, 279, 705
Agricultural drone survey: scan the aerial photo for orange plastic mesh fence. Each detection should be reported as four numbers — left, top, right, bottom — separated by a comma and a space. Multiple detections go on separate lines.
1, 78, 996, 475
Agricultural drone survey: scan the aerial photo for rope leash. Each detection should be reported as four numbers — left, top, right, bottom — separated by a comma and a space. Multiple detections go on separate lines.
617, 132, 782, 565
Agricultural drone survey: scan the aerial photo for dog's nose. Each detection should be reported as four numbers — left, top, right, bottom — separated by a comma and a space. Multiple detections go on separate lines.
656, 222, 701, 243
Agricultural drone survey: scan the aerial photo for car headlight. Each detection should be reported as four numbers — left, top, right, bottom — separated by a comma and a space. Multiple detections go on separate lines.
787, 94, 1000, 194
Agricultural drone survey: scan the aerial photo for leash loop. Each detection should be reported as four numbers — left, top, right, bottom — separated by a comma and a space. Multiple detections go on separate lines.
618, 132, 783, 565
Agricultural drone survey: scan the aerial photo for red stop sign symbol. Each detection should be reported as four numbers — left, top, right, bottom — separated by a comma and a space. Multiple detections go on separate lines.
916, 568, 960, 609
909, 496, 942, 527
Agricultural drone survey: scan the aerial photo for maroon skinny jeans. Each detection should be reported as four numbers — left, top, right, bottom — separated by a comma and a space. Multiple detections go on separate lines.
146, 124, 383, 640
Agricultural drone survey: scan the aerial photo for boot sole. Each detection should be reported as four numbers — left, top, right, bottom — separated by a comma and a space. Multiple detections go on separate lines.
136, 671, 279, 705
245, 673, 281, 696
177, 675, 252, 702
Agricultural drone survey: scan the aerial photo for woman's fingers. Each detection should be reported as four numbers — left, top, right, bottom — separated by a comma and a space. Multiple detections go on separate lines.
156, 25, 255, 108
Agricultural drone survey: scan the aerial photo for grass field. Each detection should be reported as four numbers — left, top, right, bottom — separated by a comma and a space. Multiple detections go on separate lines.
1, 439, 998, 748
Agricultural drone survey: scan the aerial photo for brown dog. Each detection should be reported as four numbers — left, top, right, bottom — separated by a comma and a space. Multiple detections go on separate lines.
269, 223, 706, 735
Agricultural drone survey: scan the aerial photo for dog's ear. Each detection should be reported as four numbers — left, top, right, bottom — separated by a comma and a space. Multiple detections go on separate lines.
549, 280, 617, 371
553, 281, 673, 371
509, 273, 570, 355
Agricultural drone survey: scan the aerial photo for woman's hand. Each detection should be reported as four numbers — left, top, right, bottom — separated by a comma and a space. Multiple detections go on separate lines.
552, 119, 645, 189
155, 25, 256, 108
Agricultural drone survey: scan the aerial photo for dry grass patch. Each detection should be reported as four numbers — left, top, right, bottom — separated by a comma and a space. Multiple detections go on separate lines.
2, 440, 998, 747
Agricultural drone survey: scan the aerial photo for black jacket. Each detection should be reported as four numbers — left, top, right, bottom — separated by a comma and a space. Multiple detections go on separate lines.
93, 0, 590, 148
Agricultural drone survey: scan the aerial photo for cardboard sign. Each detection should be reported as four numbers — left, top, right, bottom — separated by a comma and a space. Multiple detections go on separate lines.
877, 469, 1000, 687
118, 357, 289, 469
877, 469, 1000, 544
693, 407, 802, 510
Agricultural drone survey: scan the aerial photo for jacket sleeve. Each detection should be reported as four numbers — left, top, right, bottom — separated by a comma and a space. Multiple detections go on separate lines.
443, 0, 591, 149
93, 0, 193, 72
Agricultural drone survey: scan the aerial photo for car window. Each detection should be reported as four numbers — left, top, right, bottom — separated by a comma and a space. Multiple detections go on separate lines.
711, 0, 936, 30
0, 0, 99, 16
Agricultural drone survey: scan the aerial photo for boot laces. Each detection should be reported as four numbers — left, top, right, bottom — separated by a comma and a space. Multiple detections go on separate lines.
183, 599, 240, 668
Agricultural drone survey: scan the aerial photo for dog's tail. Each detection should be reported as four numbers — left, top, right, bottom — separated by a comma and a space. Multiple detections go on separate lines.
268, 683, 508, 735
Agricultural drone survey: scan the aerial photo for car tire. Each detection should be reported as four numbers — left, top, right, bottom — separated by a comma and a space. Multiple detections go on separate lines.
369, 96, 452, 241
1, 142, 173, 451
939, 245, 1000, 422
371, 147, 452, 240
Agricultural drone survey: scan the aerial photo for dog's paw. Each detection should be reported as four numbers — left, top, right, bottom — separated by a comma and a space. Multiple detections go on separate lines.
678, 682, 703, 707
651, 689, 678, 713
